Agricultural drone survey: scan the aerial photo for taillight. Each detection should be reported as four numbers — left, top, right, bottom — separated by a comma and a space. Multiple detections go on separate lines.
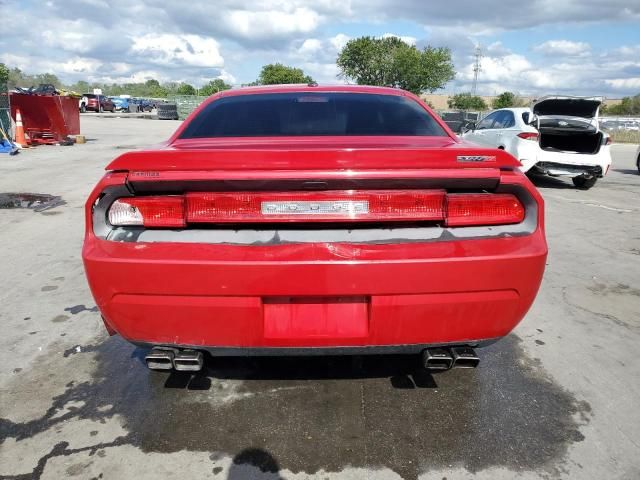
446, 194, 525, 227
108, 197, 185, 227
517, 132, 539, 141
186, 190, 446, 223
106, 191, 525, 228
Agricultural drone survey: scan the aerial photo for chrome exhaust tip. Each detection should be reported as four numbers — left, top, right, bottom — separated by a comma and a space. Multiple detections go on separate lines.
422, 348, 453, 371
145, 347, 175, 370
173, 350, 204, 372
451, 347, 479, 369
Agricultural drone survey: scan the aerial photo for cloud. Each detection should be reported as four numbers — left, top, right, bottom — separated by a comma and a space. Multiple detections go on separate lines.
382, 33, 417, 46
130, 34, 224, 68
1, 0, 639, 97
353, 0, 640, 31
533, 40, 591, 57
605, 78, 640, 90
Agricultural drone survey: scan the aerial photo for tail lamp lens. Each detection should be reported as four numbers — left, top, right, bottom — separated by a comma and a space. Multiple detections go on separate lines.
517, 132, 539, 141
186, 191, 446, 223
446, 194, 525, 227
107, 192, 525, 228
108, 197, 185, 227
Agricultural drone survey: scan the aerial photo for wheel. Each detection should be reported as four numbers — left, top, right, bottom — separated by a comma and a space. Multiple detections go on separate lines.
572, 175, 598, 190
636, 154, 640, 174
80, 103, 86, 113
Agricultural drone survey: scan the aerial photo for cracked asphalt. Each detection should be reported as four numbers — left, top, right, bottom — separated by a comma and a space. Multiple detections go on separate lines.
1, 116, 639, 479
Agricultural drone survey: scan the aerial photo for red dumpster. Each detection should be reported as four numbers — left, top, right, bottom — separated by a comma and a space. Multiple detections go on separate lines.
10, 93, 80, 145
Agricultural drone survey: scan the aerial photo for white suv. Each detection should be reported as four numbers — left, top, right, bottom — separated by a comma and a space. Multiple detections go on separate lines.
462, 96, 612, 189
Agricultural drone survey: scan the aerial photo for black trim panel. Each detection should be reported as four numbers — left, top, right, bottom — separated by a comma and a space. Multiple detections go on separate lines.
130, 337, 502, 356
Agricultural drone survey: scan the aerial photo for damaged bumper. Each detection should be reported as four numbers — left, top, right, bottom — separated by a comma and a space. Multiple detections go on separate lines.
532, 161, 604, 177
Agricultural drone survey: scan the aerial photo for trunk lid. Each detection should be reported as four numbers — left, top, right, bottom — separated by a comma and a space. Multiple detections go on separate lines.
532, 96, 602, 134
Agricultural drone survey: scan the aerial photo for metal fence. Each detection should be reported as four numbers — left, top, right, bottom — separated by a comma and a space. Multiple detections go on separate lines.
167, 95, 208, 120
0, 80, 11, 140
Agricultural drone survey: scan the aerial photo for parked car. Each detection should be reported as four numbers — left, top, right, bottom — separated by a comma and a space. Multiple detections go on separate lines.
128, 98, 154, 112
110, 97, 131, 113
462, 97, 612, 189
82, 85, 547, 373
80, 94, 115, 113
622, 122, 640, 131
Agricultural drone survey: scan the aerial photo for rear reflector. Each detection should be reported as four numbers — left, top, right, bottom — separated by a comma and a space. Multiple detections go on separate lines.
107, 191, 525, 228
446, 194, 525, 227
186, 190, 446, 223
108, 197, 185, 227
517, 132, 539, 141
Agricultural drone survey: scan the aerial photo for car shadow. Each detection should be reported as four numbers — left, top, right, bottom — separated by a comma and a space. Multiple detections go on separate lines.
161, 353, 440, 391
612, 168, 639, 176
527, 173, 574, 189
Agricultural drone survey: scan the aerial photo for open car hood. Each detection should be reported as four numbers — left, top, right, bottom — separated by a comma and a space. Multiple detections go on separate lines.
533, 96, 602, 119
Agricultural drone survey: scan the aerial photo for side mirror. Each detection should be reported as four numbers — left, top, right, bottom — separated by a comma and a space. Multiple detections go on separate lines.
461, 121, 476, 134
523, 112, 538, 126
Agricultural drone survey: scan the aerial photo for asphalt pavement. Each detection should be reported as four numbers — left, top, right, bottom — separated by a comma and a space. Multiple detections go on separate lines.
0, 116, 638, 479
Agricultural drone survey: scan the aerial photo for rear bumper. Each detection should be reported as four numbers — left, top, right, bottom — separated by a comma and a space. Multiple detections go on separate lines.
533, 161, 603, 177
515, 141, 611, 176
83, 231, 547, 351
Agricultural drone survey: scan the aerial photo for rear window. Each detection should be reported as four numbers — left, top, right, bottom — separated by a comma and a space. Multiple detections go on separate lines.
179, 92, 447, 138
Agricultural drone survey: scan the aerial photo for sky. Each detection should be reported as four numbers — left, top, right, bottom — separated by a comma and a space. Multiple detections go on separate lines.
1, 0, 639, 98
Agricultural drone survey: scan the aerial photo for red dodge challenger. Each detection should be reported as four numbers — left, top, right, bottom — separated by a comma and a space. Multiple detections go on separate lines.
82, 85, 547, 372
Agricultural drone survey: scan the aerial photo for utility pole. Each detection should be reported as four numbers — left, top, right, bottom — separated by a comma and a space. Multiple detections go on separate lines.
472, 46, 482, 96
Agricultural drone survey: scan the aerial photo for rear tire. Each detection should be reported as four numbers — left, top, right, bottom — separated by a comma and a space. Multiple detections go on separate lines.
636, 154, 640, 174
572, 175, 598, 190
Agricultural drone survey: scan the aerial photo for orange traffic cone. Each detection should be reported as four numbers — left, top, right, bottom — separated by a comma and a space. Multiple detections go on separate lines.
14, 109, 29, 148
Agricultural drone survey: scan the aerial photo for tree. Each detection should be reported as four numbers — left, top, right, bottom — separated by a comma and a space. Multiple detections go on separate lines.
176, 83, 196, 95
606, 94, 640, 115
336, 36, 455, 95
0, 63, 8, 88
200, 78, 232, 96
68, 80, 90, 94
253, 63, 313, 85
447, 93, 487, 111
492, 91, 523, 109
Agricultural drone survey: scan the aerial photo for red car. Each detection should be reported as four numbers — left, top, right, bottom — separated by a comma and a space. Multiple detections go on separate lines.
80, 94, 115, 113
83, 85, 547, 373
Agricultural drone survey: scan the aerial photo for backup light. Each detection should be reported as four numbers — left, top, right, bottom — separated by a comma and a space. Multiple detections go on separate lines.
108, 197, 185, 227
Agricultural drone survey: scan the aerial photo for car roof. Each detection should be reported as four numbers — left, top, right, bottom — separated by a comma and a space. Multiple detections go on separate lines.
493, 107, 531, 113
218, 84, 411, 98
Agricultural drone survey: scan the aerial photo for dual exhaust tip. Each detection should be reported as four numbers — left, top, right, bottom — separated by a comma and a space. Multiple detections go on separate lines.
145, 347, 203, 372
146, 346, 476, 372
422, 346, 479, 371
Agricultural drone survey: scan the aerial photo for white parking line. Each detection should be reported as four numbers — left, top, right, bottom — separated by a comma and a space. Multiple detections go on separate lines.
544, 194, 634, 213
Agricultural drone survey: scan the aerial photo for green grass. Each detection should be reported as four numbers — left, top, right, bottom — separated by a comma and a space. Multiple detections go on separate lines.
608, 130, 640, 144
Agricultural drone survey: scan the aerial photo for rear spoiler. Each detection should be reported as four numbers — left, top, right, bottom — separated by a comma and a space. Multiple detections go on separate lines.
106, 146, 521, 172
126, 168, 503, 194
